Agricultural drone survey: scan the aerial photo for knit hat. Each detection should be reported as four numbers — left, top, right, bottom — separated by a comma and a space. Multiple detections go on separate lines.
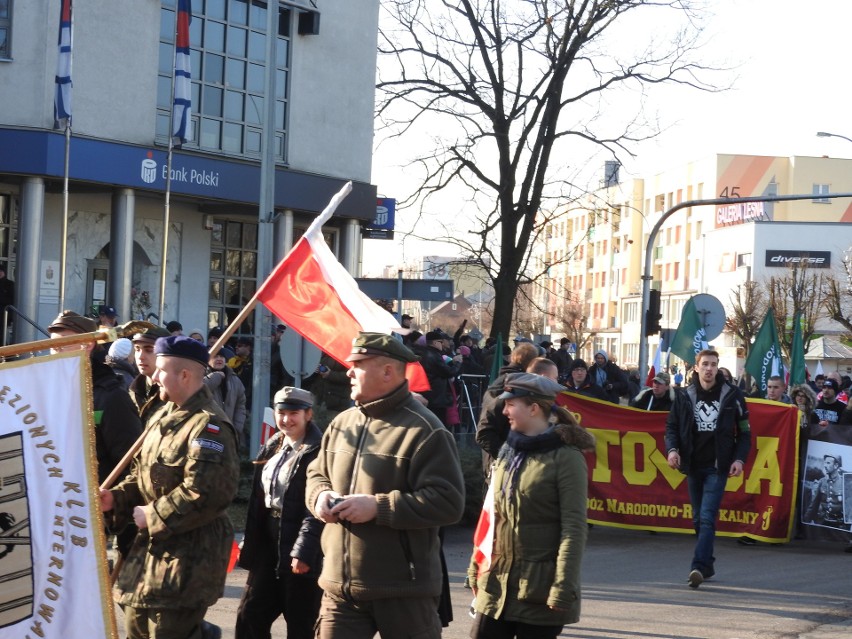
108, 338, 133, 360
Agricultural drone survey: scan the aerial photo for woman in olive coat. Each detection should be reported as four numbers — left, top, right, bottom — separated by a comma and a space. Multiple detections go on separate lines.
468, 373, 594, 638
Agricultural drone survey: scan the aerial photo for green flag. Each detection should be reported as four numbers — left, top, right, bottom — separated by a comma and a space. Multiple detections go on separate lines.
670, 297, 707, 364
745, 310, 782, 396
489, 333, 503, 384
789, 313, 806, 386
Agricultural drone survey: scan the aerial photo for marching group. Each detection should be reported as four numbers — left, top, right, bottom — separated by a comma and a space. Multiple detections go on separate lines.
40, 305, 852, 638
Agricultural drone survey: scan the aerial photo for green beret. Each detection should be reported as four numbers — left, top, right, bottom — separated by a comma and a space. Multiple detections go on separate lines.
345, 332, 419, 364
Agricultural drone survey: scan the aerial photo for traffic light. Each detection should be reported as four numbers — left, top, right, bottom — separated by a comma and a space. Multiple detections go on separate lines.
645, 289, 662, 336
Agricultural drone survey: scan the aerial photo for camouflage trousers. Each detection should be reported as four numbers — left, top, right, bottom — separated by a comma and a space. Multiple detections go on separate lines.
124, 605, 208, 639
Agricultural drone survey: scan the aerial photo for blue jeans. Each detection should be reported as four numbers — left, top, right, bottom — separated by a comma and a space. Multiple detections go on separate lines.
687, 467, 727, 576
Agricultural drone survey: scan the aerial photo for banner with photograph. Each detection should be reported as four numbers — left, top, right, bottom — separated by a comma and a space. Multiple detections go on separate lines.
556, 393, 800, 542
800, 433, 852, 543
0, 352, 117, 638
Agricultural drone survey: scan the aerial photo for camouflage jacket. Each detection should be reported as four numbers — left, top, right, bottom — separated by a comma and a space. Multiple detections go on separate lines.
108, 385, 240, 609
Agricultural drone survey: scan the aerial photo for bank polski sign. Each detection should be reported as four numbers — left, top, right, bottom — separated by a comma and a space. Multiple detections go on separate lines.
139, 151, 223, 189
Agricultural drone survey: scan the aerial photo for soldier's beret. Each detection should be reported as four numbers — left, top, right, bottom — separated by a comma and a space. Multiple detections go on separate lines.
154, 335, 209, 367
346, 332, 419, 363
132, 326, 171, 344
498, 372, 565, 401
48, 310, 97, 335
273, 386, 314, 410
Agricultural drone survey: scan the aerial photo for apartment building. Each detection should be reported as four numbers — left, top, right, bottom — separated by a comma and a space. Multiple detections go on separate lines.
537, 154, 852, 369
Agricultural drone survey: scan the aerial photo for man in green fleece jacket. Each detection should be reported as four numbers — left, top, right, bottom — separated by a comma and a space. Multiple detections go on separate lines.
306, 332, 465, 638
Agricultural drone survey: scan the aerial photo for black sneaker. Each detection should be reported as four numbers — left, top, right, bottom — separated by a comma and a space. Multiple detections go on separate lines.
688, 569, 704, 588
200, 621, 222, 639
738, 536, 757, 546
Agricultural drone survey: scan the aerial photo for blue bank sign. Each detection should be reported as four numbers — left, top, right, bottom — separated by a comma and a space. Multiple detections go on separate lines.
364, 198, 396, 239
0, 128, 377, 219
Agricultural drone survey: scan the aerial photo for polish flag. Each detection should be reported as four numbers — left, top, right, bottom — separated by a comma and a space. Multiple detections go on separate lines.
256, 182, 429, 390
472, 480, 495, 574
645, 338, 664, 387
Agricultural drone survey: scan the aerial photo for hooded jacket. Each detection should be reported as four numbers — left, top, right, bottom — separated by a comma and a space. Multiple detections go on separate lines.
468, 418, 595, 627
587, 350, 628, 403
204, 365, 247, 436
305, 381, 465, 601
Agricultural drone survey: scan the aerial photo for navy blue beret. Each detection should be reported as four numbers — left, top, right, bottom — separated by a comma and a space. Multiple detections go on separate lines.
154, 335, 209, 367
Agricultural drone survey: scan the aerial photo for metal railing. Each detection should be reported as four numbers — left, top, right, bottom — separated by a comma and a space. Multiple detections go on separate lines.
2, 306, 49, 348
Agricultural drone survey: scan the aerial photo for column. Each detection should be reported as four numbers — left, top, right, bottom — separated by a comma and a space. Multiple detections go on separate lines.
15, 178, 45, 345
340, 218, 362, 276
110, 188, 135, 321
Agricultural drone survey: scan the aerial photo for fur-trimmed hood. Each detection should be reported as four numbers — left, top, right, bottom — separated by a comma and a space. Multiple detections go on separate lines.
790, 383, 817, 412
552, 420, 596, 452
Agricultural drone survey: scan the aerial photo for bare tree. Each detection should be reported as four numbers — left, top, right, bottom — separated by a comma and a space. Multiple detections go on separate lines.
824, 248, 852, 335
766, 266, 827, 358
377, 0, 722, 338
558, 293, 596, 354
725, 280, 768, 358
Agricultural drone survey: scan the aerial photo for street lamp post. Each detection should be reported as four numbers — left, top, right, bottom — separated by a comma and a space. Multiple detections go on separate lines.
817, 131, 852, 145
638, 191, 852, 377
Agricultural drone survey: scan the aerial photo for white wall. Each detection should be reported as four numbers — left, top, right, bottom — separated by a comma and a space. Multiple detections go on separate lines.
287, 1, 379, 182
0, 1, 159, 142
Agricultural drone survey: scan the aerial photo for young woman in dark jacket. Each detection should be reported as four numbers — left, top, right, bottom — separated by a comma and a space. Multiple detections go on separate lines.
235, 387, 323, 639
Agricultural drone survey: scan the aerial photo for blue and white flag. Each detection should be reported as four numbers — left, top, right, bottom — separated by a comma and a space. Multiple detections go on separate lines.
172, 0, 192, 145
54, 0, 73, 128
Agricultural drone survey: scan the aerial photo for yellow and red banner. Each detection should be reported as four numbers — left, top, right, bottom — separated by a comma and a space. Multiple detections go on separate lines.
556, 393, 800, 542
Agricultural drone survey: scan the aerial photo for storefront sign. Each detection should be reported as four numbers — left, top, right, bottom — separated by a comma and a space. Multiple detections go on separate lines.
765, 249, 831, 268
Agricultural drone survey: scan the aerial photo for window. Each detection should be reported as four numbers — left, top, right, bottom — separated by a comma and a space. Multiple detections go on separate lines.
0, 194, 14, 276
0, 0, 11, 59
208, 218, 258, 334
624, 301, 638, 323
813, 183, 830, 204
157, 0, 291, 161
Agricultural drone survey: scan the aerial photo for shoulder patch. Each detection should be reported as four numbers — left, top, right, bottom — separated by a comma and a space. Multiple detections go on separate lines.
206, 423, 221, 434
190, 438, 225, 453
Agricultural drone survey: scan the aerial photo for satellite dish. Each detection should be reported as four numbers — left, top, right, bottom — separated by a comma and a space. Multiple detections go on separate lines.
690, 293, 726, 341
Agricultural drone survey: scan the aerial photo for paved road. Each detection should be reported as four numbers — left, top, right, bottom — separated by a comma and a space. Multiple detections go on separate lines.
116, 525, 852, 638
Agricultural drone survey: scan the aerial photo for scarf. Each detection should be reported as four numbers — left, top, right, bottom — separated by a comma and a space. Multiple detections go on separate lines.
498, 426, 563, 499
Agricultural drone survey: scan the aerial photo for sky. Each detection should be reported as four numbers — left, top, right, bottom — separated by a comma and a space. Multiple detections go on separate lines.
363, 0, 852, 276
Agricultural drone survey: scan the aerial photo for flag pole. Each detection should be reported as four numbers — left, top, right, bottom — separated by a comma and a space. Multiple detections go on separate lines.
158, 139, 173, 326
58, 122, 71, 311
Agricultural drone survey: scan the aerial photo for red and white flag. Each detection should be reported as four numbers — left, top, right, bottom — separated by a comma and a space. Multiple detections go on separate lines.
645, 337, 664, 387
472, 480, 495, 574
256, 183, 429, 390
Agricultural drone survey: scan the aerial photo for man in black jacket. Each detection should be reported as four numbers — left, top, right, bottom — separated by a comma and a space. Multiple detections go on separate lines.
48, 311, 143, 559
630, 372, 675, 411
665, 349, 750, 589
414, 330, 461, 426
564, 359, 608, 401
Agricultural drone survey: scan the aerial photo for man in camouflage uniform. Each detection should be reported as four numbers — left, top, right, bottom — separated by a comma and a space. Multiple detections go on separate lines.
805, 453, 849, 529
100, 335, 240, 639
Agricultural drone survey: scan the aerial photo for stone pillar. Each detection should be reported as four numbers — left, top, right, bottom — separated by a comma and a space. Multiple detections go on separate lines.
110, 188, 135, 321
15, 178, 45, 344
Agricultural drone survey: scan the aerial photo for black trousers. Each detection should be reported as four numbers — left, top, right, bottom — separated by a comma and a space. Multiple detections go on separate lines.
235, 546, 322, 639
470, 612, 563, 639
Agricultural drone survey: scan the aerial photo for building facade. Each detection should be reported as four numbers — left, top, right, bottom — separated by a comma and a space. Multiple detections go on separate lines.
0, 0, 380, 343
536, 154, 852, 373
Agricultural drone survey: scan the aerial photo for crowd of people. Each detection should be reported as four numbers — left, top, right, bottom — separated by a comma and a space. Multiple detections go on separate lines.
34, 304, 852, 637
